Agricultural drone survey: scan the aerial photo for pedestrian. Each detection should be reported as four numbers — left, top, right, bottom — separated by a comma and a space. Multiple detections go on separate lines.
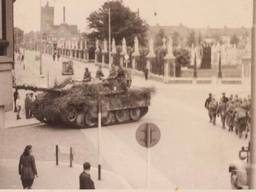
16, 95, 22, 120
25, 93, 31, 119
57, 53, 60, 61
13, 89, 19, 112
18, 145, 38, 189
144, 68, 149, 80
204, 93, 212, 122
83, 68, 92, 82
79, 162, 95, 189
29, 93, 34, 118
21, 54, 24, 62
53, 53, 56, 61
96, 65, 104, 80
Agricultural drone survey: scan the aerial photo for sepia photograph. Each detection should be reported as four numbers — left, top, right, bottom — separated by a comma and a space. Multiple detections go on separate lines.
0, 0, 255, 190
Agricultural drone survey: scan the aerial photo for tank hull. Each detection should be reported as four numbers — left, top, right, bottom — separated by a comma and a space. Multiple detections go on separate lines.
31, 86, 151, 128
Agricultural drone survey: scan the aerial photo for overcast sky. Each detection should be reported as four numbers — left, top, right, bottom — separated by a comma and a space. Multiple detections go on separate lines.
14, 0, 253, 32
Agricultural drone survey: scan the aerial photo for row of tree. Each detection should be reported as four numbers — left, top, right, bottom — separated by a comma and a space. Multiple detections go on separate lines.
86, 0, 243, 68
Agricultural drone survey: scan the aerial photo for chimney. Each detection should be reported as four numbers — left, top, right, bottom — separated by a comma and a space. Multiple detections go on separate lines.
63, 6, 66, 23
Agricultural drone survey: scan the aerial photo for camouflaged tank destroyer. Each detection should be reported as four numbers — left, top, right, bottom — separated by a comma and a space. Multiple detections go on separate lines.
15, 77, 151, 128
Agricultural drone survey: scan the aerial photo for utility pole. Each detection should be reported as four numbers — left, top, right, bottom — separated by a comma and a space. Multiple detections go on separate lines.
249, 0, 256, 188
108, 7, 111, 68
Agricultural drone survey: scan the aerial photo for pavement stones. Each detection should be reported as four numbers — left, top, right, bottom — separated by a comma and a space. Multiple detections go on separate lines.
0, 159, 131, 189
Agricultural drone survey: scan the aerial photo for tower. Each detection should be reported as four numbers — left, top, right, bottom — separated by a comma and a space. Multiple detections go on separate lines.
41, 1, 54, 33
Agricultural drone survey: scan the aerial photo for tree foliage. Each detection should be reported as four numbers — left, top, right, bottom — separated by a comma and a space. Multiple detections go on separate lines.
87, 0, 148, 47
174, 49, 190, 67
230, 34, 240, 46
186, 31, 197, 47
172, 31, 180, 47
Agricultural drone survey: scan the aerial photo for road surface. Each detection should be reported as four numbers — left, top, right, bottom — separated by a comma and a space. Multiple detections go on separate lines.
8, 50, 250, 189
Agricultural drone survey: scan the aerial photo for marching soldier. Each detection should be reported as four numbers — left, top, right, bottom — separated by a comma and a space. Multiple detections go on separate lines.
217, 98, 227, 129
208, 97, 218, 125
205, 93, 213, 122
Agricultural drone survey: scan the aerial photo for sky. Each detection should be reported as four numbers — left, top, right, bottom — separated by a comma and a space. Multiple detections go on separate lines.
14, 0, 253, 33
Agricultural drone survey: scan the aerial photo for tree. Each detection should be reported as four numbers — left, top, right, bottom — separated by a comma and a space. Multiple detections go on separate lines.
173, 48, 190, 67
87, 0, 148, 47
230, 34, 240, 46
172, 31, 180, 47
154, 28, 167, 49
186, 30, 197, 47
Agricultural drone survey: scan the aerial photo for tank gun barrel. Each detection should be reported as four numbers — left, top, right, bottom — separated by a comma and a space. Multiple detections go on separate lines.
14, 85, 61, 93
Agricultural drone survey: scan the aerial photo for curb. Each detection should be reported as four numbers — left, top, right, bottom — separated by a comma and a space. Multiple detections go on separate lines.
6, 122, 43, 129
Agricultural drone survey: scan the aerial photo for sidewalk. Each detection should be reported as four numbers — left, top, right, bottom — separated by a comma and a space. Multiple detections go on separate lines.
0, 159, 131, 189
4, 111, 40, 129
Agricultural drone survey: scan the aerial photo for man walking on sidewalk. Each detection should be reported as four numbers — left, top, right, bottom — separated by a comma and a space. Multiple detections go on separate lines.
79, 162, 95, 189
13, 89, 19, 112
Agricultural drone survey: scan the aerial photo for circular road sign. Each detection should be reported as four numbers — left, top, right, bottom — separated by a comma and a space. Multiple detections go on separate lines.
136, 123, 161, 148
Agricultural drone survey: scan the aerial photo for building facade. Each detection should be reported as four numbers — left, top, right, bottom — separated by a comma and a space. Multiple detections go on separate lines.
0, 0, 15, 129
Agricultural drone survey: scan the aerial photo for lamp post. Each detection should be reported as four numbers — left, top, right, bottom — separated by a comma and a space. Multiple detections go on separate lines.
218, 49, 222, 78
249, 0, 256, 188
193, 53, 197, 78
39, 0, 43, 75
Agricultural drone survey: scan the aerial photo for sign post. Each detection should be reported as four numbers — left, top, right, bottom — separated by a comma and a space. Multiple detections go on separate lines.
136, 122, 161, 189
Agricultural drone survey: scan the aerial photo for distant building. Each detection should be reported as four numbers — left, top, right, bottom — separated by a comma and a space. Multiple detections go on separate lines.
41, 1, 79, 41
148, 24, 250, 48
41, 1, 54, 33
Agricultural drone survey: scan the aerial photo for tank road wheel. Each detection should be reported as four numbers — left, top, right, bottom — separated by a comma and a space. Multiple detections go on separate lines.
130, 108, 141, 121
102, 112, 115, 126
66, 107, 78, 123
115, 110, 129, 123
85, 113, 97, 127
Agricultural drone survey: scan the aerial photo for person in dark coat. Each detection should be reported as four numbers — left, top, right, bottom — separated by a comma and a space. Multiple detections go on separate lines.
79, 162, 95, 189
144, 68, 149, 80
13, 89, 19, 112
18, 145, 38, 189
25, 94, 31, 119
